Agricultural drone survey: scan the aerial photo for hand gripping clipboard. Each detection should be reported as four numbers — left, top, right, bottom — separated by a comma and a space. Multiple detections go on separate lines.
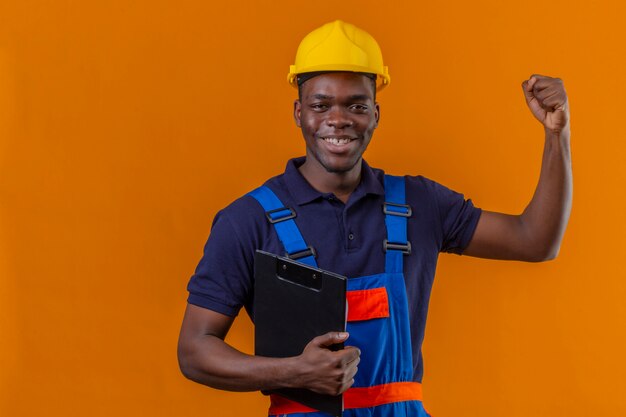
253, 250, 347, 417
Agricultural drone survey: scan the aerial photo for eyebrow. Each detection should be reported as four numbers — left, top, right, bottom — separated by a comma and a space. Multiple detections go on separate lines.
348, 94, 371, 101
308, 94, 371, 101
310, 94, 333, 100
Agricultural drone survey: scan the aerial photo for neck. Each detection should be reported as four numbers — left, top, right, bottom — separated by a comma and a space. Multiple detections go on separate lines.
298, 158, 362, 204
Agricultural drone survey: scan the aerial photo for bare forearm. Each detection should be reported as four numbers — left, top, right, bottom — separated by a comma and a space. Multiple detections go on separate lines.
464, 75, 573, 262
178, 327, 359, 395
178, 334, 298, 392
519, 127, 572, 260
464, 130, 572, 261
178, 305, 359, 394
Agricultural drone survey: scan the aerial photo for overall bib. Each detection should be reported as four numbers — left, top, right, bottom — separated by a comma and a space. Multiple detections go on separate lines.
249, 175, 431, 417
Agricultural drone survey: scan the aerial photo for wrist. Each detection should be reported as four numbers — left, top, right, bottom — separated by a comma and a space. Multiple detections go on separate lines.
275, 355, 301, 389
544, 125, 570, 142
543, 126, 572, 160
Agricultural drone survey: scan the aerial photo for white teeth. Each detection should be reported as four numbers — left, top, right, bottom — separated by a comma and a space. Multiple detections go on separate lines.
323, 137, 352, 145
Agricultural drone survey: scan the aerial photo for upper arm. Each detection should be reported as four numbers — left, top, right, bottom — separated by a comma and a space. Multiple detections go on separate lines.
178, 304, 235, 366
463, 210, 550, 262
187, 203, 258, 318
418, 176, 482, 255
179, 304, 234, 345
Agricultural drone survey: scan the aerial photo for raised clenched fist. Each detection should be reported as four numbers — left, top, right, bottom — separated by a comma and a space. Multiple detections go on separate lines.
522, 74, 569, 134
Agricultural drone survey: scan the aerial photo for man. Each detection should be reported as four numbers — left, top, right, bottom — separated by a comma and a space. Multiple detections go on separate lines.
178, 20, 572, 417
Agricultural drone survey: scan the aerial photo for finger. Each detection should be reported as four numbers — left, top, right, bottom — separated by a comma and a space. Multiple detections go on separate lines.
341, 346, 361, 362
341, 349, 361, 367
341, 368, 357, 384
529, 74, 550, 82
334, 352, 358, 370
345, 365, 358, 382
336, 379, 355, 395
542, 94, 567, 110
535, 84, 565, 102
532, 77, 563, 94
523, 76, 538, 93
339, 376, 356, 394
313, 332, 349, 348
534, 91, 560, 109
533, 84, 561, 100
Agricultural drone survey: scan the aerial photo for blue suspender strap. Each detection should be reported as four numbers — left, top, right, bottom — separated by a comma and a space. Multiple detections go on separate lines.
248, 186, 318, 268
383, 175, 412, 274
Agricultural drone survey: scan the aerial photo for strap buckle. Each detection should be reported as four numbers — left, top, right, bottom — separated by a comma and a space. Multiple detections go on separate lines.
265, 207, 296, 224
287, 246, 317, 261
383, 239, 412, 255
383, 202, 412, 217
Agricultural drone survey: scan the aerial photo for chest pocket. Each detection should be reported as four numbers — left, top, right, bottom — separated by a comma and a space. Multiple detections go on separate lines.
347, 287, 390, 321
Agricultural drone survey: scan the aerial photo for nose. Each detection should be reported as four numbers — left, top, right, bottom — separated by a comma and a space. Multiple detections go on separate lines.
326, 107, 353, 129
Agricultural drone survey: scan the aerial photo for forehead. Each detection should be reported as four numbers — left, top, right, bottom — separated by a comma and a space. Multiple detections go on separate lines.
300, 72, 375, 100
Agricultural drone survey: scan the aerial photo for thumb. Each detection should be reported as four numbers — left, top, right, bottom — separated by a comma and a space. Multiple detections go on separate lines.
313, 332, 349, 348
555, 103, 568, 113
521, 77, 536, 104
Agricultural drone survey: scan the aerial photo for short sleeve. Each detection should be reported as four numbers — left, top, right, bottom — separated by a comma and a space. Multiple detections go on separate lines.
431, 181, 482, 254
187, 209, 256, 317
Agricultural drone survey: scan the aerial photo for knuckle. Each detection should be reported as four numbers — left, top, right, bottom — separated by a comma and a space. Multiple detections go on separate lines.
318, 355, 334, 368
345, 366, 357, 379
328, 358, 341, 369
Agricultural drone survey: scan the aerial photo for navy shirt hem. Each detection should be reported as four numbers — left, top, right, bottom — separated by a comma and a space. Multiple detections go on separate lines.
187, 293, 240, 317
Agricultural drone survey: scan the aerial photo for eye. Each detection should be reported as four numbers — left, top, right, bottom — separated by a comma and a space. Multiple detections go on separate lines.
350, 104, 369, 113
310, 103, 328, 111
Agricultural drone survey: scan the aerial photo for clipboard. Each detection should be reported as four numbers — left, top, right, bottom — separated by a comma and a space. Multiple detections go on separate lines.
253, 250, 347, 417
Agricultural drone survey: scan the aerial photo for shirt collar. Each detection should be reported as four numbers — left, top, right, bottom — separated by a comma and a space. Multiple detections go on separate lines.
283, 157, 385, 206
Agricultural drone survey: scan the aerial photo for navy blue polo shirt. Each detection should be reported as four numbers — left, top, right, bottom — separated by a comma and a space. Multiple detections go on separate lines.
187, 157, 481, 382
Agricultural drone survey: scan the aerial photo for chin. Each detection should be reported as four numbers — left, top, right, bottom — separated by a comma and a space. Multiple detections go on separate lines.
320, 158, 361, 174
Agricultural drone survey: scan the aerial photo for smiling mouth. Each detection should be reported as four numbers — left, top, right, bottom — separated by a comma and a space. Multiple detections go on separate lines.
321, 137, 357, 145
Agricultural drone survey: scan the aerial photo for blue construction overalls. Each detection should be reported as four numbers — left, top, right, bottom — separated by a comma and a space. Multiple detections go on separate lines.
249, 175, 431, 417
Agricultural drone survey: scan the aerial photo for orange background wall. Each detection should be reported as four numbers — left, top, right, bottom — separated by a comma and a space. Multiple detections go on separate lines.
1, 1, 625, 416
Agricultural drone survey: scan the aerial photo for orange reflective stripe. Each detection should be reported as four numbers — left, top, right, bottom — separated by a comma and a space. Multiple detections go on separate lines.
268, 394, 317, 415
268, 382, 423, 415
344, 382, 422, 408
346, 287, 390, 322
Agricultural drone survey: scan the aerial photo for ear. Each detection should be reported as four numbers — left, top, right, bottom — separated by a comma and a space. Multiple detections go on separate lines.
374, 102, 380, 128
293, 99, 302, 127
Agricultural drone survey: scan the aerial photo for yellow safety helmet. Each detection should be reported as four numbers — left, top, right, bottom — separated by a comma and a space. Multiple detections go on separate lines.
288, 20, 390, 91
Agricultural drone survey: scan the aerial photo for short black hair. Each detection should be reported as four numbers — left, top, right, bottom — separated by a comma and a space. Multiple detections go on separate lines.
297, 72, 377, 102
